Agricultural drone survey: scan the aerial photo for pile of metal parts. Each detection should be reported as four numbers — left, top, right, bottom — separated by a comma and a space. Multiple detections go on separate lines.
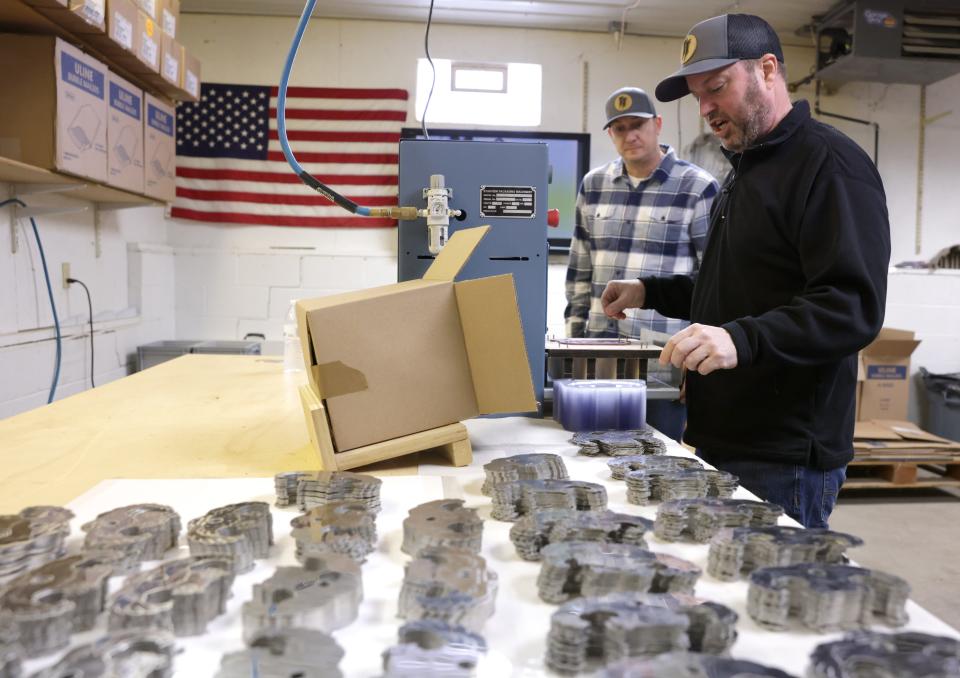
571, 428, 666, 456
33, 631, 176, 678
625, 468, 738, 505
241, 554, 362, 642
509, 508, 652, 561
808, 631, 960, 678
276, 471, 382, 513
600, 652, 796, 678
546, 592, 738, 674
0, 616, 21, 678
654, 498, 783, 542
382, 619, 488, 677
187, 502, 273, 573
490, 479, 608, 521
216, 628, 345, 678
0, 554, 112, 656
708, 526, 863, 581
109, 556, 235, 636
401, 499, 483, 556
0, 506, 73, 584
290, 501, 378, 562
537, 542, 700, 603
398, 546, 497, 633
82, 504, 181, 565
480, 453, 568, 495
607, 454, 702, 480
747, 564, 910, 632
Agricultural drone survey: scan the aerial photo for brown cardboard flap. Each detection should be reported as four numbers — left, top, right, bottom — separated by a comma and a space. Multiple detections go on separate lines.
423, 225, 490, 281
862, 339, 921, 358
873, 419, 956, 444
854, 421, 901, 440
314, 361, 368, 399
455, 274, 537, 414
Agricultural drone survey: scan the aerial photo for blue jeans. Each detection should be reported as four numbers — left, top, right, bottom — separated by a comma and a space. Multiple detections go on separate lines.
696, 449, 846, 528
646, 400, 686, 443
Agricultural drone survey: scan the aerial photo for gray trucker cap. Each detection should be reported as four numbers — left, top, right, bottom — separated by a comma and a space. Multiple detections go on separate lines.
603, 87, 657, 129
655, 14, 785, 102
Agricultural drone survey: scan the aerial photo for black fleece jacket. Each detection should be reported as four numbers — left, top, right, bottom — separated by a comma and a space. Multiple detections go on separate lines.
642, 100, 890, 470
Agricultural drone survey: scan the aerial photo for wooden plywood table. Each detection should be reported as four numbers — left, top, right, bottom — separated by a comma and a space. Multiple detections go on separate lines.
0, 355, 361, 512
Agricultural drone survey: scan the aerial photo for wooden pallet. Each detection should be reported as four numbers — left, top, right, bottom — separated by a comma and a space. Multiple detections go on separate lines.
844, 453, 960, 490
299, 384, 472, 471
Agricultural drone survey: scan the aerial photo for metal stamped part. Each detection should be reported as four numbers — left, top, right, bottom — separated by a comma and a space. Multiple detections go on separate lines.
607, 455, 702, 480
383, 620, 488, 677
399, 547, 498, 634
624, 468, 738, 505
109, 556, 235, 636
601, 651, 797, 678
295, 471, 382, 513
274, 471, 311, 507
215, 628, 345, 678
654, 498, 783, 543
290, 501, 378, 563
490, 480, 608, 522
0, 554, 112, 658
31, 631, 176, 678
509, 509, 652, 561
0, 506, 73, 584
187, 502, 273, 573
570, 429, 664, 457
241, 554, 362, 642
809, 630, 960, 678
547, 592, 738, 674
708, 526, 863, 582
82, 505, 181, 564
401, 500, 483, 557
747, 564, 910, 632
0, 614, 22, 678
480, 454, 569, 496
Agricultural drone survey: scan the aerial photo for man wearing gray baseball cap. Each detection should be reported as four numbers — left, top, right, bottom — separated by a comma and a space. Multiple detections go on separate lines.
600, 14, 891, 527
565, 86, 718, 441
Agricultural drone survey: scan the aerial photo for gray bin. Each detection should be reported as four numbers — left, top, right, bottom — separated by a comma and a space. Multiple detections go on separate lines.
191, 340, 261, 355
919, 367, 960, 443
136, 340, 262, 371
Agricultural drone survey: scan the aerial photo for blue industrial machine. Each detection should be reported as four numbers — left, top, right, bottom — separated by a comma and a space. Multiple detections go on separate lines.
397, 140, 549, 414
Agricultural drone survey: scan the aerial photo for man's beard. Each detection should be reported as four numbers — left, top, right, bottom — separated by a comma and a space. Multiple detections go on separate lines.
721, 76, 767, 152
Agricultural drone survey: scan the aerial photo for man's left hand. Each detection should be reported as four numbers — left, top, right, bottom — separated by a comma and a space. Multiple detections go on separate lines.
660, 323, 738, 375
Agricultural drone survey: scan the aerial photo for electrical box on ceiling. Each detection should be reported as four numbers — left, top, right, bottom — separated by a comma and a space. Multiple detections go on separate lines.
815, 0, 960, 85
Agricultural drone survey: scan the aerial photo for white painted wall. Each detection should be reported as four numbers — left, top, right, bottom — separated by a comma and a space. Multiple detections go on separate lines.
2, 13, 959, 423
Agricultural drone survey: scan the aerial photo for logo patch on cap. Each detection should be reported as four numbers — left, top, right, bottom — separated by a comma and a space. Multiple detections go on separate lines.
613, 94, 633, 112
681, 34, 697, 64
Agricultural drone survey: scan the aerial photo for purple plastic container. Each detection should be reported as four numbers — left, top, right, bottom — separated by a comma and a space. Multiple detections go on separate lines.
553, 379, 647, 432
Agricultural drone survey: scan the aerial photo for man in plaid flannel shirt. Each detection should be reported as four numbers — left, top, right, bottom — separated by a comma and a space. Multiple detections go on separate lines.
564, 86, 718, 440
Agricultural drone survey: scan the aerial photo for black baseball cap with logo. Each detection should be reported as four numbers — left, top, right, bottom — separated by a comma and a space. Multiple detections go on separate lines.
655, 14, 785, 102
603, 87, 657, 129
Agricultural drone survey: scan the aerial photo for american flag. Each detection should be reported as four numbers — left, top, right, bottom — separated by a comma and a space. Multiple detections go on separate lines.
171, 83, 408, 227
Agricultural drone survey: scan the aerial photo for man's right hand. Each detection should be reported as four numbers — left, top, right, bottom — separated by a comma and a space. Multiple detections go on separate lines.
601, 279, 645, 319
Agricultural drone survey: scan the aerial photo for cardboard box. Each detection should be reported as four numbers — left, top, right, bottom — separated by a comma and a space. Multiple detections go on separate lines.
23, 0, 68, 8
143, 92, 175, 201
69, 0, 106, 32
180, 46, 201, 100
133, 0, 159, 21
160, 35, 181, 86
858, 328, 921, 421
106, 0, 137, 54
160, 0, 178, 37
133, 9, 159, 72
0, 36, 107, 183
854, 419, 960, 452
296, 226, 536, 453
106, 71, 143, 193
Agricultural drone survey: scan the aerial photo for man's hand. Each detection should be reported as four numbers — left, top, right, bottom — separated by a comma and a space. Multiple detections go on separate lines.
660, 323, 738, 375
601, 279, 645, 319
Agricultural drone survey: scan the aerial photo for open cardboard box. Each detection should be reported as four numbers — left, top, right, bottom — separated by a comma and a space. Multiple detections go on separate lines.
854, 418, 960, 452
857, 327, 921, 421
296, 226, 536, 470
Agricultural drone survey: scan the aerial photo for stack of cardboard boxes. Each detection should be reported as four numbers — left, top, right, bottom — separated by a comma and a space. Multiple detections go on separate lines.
2, 0, 202, 202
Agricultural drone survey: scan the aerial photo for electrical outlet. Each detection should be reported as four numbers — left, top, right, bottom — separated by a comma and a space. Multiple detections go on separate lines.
62, 262, 71, 289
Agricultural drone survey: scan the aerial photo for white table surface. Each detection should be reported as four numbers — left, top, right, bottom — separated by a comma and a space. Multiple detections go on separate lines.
19, 416, 960, 677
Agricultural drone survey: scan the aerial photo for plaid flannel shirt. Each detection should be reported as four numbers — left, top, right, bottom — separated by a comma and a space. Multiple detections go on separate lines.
565, 145, 719, 338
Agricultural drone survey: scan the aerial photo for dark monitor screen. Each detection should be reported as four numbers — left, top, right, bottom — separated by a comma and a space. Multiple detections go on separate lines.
400, 127, 590, 253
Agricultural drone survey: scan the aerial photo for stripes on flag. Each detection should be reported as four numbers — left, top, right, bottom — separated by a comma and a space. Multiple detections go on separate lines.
171, 83, 408, 228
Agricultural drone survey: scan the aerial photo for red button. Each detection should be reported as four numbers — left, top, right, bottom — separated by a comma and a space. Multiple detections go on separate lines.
547, 209, 560, 227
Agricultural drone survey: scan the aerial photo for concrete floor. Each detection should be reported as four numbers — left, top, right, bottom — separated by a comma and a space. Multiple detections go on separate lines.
830, 486, 960, 630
